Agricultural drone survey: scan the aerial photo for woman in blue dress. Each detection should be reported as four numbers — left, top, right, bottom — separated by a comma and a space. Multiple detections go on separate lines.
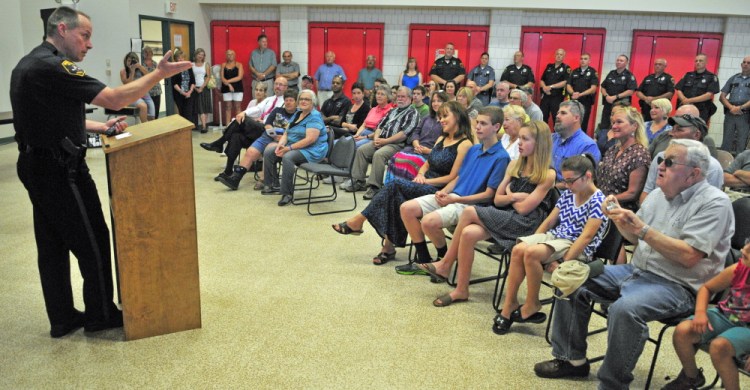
398, 57, 423, 90
332, 101, 474, 265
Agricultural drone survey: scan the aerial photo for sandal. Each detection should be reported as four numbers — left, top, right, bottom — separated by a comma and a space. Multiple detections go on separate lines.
417, 263, 448, 283
372, 251, 396, 265
331, 222, 364, 236
433, 294, 468, 307
253, 182, 264, 190
492, 314, 514, 335
511, 308, 547, 324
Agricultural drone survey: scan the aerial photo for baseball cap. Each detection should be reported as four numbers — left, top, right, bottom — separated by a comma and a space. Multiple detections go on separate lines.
551, 259, 605, 298
302, 75, 313, 82
668, 114, 708, 138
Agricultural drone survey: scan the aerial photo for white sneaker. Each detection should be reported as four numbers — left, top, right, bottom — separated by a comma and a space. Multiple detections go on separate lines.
339, 179, 352, 189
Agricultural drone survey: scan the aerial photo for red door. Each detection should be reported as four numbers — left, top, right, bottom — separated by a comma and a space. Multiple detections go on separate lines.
408, 24, 490, 87
630, 31, 723, 115
308, 23, 384, 98
521, 27, 606, 134
210, 21, 280, 119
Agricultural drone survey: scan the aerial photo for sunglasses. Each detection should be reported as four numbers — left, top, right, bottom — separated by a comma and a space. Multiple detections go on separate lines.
657, 156, 692, 168
561, 172, 586, 185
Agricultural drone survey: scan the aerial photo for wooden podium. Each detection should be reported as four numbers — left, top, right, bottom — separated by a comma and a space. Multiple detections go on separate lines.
102, 115, 201, 340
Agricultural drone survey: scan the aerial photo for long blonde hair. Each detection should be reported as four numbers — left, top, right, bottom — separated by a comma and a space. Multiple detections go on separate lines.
612, 106, 648, 148
511, 120, 552, 184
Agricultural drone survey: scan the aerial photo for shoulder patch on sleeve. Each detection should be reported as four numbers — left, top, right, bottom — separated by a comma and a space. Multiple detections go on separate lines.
61, 60, 85, 77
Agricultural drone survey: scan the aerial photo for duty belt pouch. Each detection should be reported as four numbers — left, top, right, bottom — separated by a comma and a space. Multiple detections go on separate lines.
60, 137, 86, 177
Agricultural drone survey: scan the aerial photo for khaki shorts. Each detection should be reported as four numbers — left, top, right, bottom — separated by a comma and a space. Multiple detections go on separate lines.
415, 194, 469, 228
517, 232, 587, 264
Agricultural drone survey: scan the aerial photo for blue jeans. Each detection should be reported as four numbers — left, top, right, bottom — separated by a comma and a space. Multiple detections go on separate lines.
355, 129, 373, 148
549, 264, 695, 390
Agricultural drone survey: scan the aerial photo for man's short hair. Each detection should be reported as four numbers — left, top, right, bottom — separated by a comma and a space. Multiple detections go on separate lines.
374, 77, 388, 85
283, 90, 297, 100
397, 86, 413, 98
559, 100, 585, 121
510, 89, 528, 104
478, 106, 504, 126
332, 75, 345, 84
46, 6, 89, 38
257, 34, 267, 42
669, 139, 710, 174
412, 85, 426, 95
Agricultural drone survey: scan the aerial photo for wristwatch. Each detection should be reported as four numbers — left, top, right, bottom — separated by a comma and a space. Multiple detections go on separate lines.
638, 224, 650, 240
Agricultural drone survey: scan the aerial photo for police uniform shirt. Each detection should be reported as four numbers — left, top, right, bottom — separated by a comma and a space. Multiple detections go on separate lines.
468, 65, 496, 90
500, 64, 535, 87
10, 41, 106, 148
430, 56, 465, 83
541, 63, 571, 97
675, 70, 720, 99
638, 72, 675, 100
721, 73, 750, 106
568, 67, 599, 104
601, 69, 637, 101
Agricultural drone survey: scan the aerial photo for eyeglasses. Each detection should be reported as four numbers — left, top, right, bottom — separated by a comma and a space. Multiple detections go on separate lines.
657, 156, 692, 168
298, 97, 313, 102
561, 173, 585, 185
509, 96, 522, 101
743, 61, 750, 65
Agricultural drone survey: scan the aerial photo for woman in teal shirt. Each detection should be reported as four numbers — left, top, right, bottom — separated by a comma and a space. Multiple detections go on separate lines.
262, 89, 328, 206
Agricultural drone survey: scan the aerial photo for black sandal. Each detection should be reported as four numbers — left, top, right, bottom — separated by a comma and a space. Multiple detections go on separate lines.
372, 251, 396, 265
332, 222, 363, 236
492, 314, 514, 335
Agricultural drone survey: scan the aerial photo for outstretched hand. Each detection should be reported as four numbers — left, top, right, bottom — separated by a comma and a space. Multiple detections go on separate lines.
157, 50, 193, 78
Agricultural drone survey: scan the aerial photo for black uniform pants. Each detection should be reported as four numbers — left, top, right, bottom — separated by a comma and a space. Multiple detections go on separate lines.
17, 153, 117, 328
540, 94, 564, 125
580, 102, 594, 134
222, 119, 265, 174
639, 102, 653, 122
173, 93, 198, 128
600, 102, 613, 130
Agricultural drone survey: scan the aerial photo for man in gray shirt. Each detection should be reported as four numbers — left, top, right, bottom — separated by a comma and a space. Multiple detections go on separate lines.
276, 50, 300, 91
249, 34, 276, 93
357, 55, 383, 100
535, 139, 734, 390
724, 149, 750, 198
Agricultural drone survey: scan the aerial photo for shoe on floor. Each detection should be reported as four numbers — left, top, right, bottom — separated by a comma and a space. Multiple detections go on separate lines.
261, 185, 280, 195
339, 179, 352, 190
343, 181, 367, 193
323, 175, 344, 184
200, 142, 222, 153
533, 358, 590, 379
84, 310, 124, 333
433, 294, 467, 307
253, 182, 264, 190
278, 195, 293, 206
50, 310, 86, 338
214, 172, 230, 182
362, 187, 379, 200
661, 369, 706, 390
218, 173, 242, 190
395, 262, 430, 275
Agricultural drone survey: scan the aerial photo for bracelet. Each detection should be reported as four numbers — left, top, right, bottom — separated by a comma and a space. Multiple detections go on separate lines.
289, 144, 293, 151
638, 224, 650, 240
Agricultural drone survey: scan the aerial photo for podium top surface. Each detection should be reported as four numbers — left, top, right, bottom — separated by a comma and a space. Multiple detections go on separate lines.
102, 115, 194, 153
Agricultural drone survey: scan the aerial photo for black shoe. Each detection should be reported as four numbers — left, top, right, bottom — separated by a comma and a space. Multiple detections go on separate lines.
50, 310, 85, 338
488, 243, 511, 255
84, 310, 124, 333
218, 173, 242, 190
534, 359, 590, 379
200, 142, 222, 153
344, 181, 367, 193
662, 368, 706, 390
214, 172, 230, 182
200, 127, 208, 134
261, 186, 280, 195
278, 195, 293, 206
492, 314, 514, 335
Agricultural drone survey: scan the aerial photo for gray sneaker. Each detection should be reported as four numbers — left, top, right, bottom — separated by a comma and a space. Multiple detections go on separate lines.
339, 179, 352, 190
362, 186, 379, 199
661, 369, 705, 390
395, 262, 429, 275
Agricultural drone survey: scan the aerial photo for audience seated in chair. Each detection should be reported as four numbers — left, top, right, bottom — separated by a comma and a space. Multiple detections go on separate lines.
331, 101, 473, 266
330, 82, 371, 139
351, 84, 393, 149
417, 120, 555, 307
494, 154, 607, 332
534, 139, 734, 390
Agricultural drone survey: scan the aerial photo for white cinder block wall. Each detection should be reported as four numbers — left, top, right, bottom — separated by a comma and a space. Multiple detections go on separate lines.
205, 5, 749, 142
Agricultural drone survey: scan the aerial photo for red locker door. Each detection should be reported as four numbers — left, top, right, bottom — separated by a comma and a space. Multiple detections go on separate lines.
520, 27, 606, 134
630, 31, 723, 116
308, 23, 384, 98
408, 25, 490, 87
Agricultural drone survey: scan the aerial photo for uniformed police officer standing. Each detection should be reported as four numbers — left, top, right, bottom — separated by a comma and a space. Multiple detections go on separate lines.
10, 6, 192, 338
566, 53, 600, 133
719, 55, 750, 154
675, 54, 720, 123
600, 54, 637, 129
635, 58, 674, 121
539, 48, 571, 124
467, 52, 495, 106
429, 43, 465, 89
500, 51, 535, 90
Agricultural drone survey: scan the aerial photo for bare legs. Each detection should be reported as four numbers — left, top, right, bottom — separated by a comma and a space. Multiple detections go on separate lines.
500, 241, 553, 320
672, 320, 741, 390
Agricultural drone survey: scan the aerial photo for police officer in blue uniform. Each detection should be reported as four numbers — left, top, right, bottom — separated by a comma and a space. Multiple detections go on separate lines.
500, 51, 535, 90
675, 54, 720, 123
467, 52, 495, 106
539, 48, 571, 124
719, 55, 750, 154
600, 54, 638, 129
10, 7, 192, 338
566, 53, 600, 133
429, 43, 465, 89
635, 58, 674, 121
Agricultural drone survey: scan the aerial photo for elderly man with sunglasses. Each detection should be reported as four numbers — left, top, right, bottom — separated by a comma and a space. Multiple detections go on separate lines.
640, 105, 724, 205
535, 138, 734, 390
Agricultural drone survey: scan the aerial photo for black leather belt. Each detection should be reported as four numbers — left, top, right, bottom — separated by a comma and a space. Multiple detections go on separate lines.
18, 143, 63, 159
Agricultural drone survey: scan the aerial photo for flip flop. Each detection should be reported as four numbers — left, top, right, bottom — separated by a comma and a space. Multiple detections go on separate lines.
417, 263, 448, 283
433, 294, 468, 307
372, 251, 396, 265
492, 314, 514, 335
511, 308, 547, 324
331, 222, 364, 236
